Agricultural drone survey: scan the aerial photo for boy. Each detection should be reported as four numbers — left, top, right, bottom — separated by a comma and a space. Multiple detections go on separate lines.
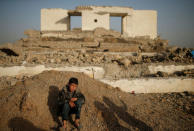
58, 77, 85, 130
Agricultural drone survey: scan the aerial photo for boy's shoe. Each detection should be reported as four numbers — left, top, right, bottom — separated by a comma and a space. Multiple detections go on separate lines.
60, 126, 67, 131
74, 121, 82, 130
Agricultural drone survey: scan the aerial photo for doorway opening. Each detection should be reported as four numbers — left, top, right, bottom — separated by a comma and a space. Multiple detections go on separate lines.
110, 16, 122, 33
70, 16, 82, 31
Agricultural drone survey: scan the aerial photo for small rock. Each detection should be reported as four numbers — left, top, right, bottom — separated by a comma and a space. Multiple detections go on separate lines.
120, 58, 131, 68
55, 58, 61, 63
114, 55, 122, 60
50, 59, 54, 63
80, 49, 86, 54
156, 71, 168, 77
10, 79, 17, 86
16, 75, 23, 80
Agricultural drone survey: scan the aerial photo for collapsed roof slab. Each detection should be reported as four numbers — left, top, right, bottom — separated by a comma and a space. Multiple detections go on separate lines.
76, 6, 133, 16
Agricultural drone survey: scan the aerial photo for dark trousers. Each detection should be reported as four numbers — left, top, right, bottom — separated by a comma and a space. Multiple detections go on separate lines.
62, 100, 83, 121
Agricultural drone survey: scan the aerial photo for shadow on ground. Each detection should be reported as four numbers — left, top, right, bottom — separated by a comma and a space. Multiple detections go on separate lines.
47, 85, 62, 131
94, 96, 153, 131
8, 117, 46, 131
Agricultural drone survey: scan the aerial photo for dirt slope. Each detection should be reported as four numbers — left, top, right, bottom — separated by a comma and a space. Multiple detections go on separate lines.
0, 71, 193, 131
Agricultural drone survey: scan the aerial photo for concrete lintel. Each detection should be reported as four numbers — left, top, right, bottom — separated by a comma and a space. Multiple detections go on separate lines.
110, 13, 128, 17
68, 10, 82, 16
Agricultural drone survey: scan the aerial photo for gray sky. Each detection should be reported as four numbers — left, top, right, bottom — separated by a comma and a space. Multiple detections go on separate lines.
0, 0, 194, 48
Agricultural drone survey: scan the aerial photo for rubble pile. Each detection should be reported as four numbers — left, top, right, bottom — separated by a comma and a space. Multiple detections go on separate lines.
144, 69, 194, 78
0, 28, 193, 79
21, 28, 168, 52
142, 47, 193, 64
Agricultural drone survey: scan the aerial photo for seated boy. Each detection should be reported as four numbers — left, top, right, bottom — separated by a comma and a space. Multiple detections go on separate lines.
58, 77, 85, 129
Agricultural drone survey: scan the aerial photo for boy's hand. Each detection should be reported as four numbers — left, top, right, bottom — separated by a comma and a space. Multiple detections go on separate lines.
69, 101, 75, 108
71, 97, 77, 102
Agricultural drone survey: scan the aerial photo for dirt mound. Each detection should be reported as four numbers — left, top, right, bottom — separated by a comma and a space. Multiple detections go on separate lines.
0, 71, 194, 131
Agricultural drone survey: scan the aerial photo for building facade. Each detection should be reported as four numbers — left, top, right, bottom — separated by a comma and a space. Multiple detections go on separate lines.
41, 6, 157, 39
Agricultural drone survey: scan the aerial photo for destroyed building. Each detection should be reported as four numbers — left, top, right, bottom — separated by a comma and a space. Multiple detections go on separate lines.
41, 6, 157, 39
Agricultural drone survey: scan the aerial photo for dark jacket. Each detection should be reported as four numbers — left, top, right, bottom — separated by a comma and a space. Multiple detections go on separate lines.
58, 85, 85, 105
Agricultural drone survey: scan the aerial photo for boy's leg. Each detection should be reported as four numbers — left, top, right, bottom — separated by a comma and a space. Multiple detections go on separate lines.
75, 101, 83, 120
74, 119, 80, 129
74, 100, 84, 128
62, 103, 70, 128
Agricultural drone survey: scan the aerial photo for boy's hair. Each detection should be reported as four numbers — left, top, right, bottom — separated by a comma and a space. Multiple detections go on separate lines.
68, 77, 78, 85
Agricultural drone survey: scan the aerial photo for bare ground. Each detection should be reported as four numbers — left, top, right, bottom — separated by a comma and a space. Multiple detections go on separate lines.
0, 71, 193, 131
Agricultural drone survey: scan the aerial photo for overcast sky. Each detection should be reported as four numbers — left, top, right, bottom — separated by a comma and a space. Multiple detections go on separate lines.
0, 0, 193, 48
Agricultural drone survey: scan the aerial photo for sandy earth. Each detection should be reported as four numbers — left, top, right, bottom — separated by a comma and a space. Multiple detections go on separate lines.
0, 70, 193, 131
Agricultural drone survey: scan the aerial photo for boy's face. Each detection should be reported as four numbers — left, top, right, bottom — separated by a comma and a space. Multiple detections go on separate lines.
69, 83, 78, 92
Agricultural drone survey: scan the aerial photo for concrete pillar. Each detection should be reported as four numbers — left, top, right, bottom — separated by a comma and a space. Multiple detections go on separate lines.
67, 15, 70, 31
122, 15, 133, 36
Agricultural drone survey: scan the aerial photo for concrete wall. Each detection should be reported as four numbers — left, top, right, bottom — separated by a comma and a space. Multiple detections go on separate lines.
0, 65, 105, 79
0, 65, 193, 93
129, 10, 157, 39
101, 78, 194, 93
149, 65, 194, 74
41, 9, 70, 31
82, 11, 110, 30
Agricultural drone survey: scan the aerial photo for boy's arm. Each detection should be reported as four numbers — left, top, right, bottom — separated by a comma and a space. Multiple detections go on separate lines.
76, 92, 85, 104
58, 88, 71, 104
